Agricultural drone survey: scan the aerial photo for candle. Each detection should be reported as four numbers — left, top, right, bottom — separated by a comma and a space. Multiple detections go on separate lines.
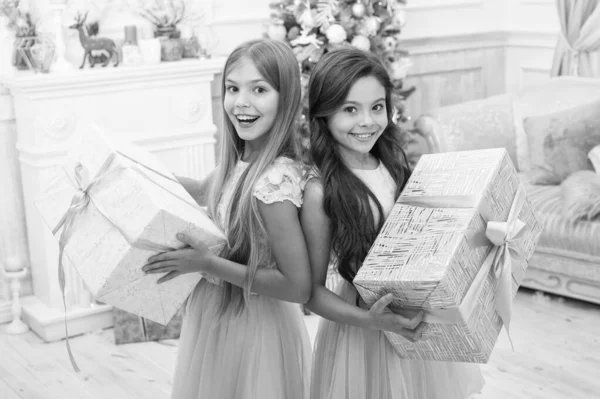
4, 255, 24, 272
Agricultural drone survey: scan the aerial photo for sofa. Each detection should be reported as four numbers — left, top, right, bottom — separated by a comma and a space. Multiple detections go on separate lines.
410, 76, 600, 305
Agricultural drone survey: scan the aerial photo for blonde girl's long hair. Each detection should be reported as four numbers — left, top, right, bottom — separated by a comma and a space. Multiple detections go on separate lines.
207, 39, 302, 315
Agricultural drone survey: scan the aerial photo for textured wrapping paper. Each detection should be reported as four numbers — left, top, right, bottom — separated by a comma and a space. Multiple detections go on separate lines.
36, 127, 226, 326
354, 148, 542, 363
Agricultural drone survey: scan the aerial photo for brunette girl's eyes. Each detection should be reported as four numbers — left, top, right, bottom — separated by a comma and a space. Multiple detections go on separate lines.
373, 103, 385, 111
226, 85, 238, 93
343, 106, 357, 113
254, 87, 267, 94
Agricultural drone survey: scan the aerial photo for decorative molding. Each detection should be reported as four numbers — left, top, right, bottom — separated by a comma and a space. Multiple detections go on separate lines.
519, 65, 552, 89
567, 280, 600, 303
506, 30, 557, 49
0, 58, 226, 100
520, 66, 552, 74
406, 0, 484, 11
522, 268, 600, 306
400, 30, 557, 56
171, 97, 208, 124
408, 65, 483, 78
34, 113, 77, 141
16, 127, 217, 168
519, 0, 554, 5
400, 31, 506, 55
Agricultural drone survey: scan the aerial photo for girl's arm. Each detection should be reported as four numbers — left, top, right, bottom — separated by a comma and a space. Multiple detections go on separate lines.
301, 178, 424, 338
176, 169, 216, 207
203, 199, 312, 303
144, 199, 312, 304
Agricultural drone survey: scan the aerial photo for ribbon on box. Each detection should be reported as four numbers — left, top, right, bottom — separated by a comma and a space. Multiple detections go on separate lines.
51, 150, 199, 372
394, 185, 528, 349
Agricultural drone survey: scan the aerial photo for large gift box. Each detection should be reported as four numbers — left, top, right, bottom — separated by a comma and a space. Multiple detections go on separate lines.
36, 126, 226, 325
354, 148, 543, 363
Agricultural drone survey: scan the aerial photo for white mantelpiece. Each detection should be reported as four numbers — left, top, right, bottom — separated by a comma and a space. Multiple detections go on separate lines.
0, 58, 224, 341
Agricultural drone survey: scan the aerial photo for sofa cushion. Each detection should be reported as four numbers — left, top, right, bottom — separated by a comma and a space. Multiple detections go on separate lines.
521, 174, 600, 257
523, 98, 600, 185
561, 171, 600, 222
428, 94, 518, 167
512, 77, 600, 173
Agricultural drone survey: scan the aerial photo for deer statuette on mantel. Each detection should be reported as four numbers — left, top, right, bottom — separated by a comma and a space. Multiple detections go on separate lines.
69, 12, 119, 69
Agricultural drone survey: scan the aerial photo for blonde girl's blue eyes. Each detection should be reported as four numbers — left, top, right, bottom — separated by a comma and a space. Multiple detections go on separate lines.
225, 85, 238, 93
254, 86, 267, 94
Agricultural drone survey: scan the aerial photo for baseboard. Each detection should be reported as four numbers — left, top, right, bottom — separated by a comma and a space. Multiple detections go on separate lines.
20, 295, 114, 342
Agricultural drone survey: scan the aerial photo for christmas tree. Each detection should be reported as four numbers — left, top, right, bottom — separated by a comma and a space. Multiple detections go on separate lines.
266, 0, 416, 147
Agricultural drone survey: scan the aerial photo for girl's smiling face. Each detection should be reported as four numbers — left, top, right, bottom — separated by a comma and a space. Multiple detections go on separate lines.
223, 57, 280, 152
326, 75, 388, 164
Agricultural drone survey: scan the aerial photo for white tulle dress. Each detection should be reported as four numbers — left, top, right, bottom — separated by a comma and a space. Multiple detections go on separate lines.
313, 161, 485, 399
171, 157, 311, 399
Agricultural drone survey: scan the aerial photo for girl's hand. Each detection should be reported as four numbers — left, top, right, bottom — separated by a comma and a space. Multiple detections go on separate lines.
143, 233, 215, 284
368, 293, 426, 342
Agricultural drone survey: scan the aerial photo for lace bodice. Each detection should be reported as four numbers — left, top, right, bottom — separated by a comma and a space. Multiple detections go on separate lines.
217, 157, 306, 269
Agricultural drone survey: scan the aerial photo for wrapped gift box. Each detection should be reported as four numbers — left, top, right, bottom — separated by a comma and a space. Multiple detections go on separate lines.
354, 148, 542, 363
36, 126, 226, 325
112, 308, 183, 345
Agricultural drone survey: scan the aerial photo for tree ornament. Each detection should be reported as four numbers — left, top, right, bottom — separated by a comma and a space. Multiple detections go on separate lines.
351, 35, 371, 51
388, 56, 412, 80
267, 23, 288, 41
326, 23, 347, 44
299, 9, 316, 30
360, 16, 380, 37
351, 1, 367, 18
287, 26, 301, 41
383, 35, 397, 51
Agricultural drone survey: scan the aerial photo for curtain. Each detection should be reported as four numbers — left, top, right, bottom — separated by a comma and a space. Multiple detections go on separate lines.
551, 0, 600, 78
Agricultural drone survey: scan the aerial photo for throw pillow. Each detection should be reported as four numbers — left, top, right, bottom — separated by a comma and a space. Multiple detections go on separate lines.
590, 144, 600, 174
561, 170, 600, 222
524, 98, 600, 185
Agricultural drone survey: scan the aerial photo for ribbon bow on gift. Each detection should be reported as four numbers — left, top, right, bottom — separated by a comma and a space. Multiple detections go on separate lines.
49, 150, 194, 372
395, 185, 529, 349
52, 153, 120, 373
475, 186, 527, 349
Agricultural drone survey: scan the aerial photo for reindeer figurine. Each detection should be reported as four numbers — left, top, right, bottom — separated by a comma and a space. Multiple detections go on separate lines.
69, 12, 119, 69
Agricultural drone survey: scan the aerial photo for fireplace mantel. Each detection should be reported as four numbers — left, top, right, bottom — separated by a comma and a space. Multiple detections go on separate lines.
0, 58, 225, 341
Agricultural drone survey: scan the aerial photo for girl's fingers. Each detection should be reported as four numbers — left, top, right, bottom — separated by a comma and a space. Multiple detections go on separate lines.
143, 261, 178, 273
404, 310, 425, 330
147, 250, 182, 264
157, 271, 180, 284
402, 322, 425, 342
371, 293, 394, 314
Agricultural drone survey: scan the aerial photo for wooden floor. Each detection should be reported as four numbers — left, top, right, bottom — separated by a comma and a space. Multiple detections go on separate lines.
1, 288, 599, 399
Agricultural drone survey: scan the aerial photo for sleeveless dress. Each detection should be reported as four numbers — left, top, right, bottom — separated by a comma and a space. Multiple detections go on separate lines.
171, 157, 311, 399
312, 161, 485, 399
